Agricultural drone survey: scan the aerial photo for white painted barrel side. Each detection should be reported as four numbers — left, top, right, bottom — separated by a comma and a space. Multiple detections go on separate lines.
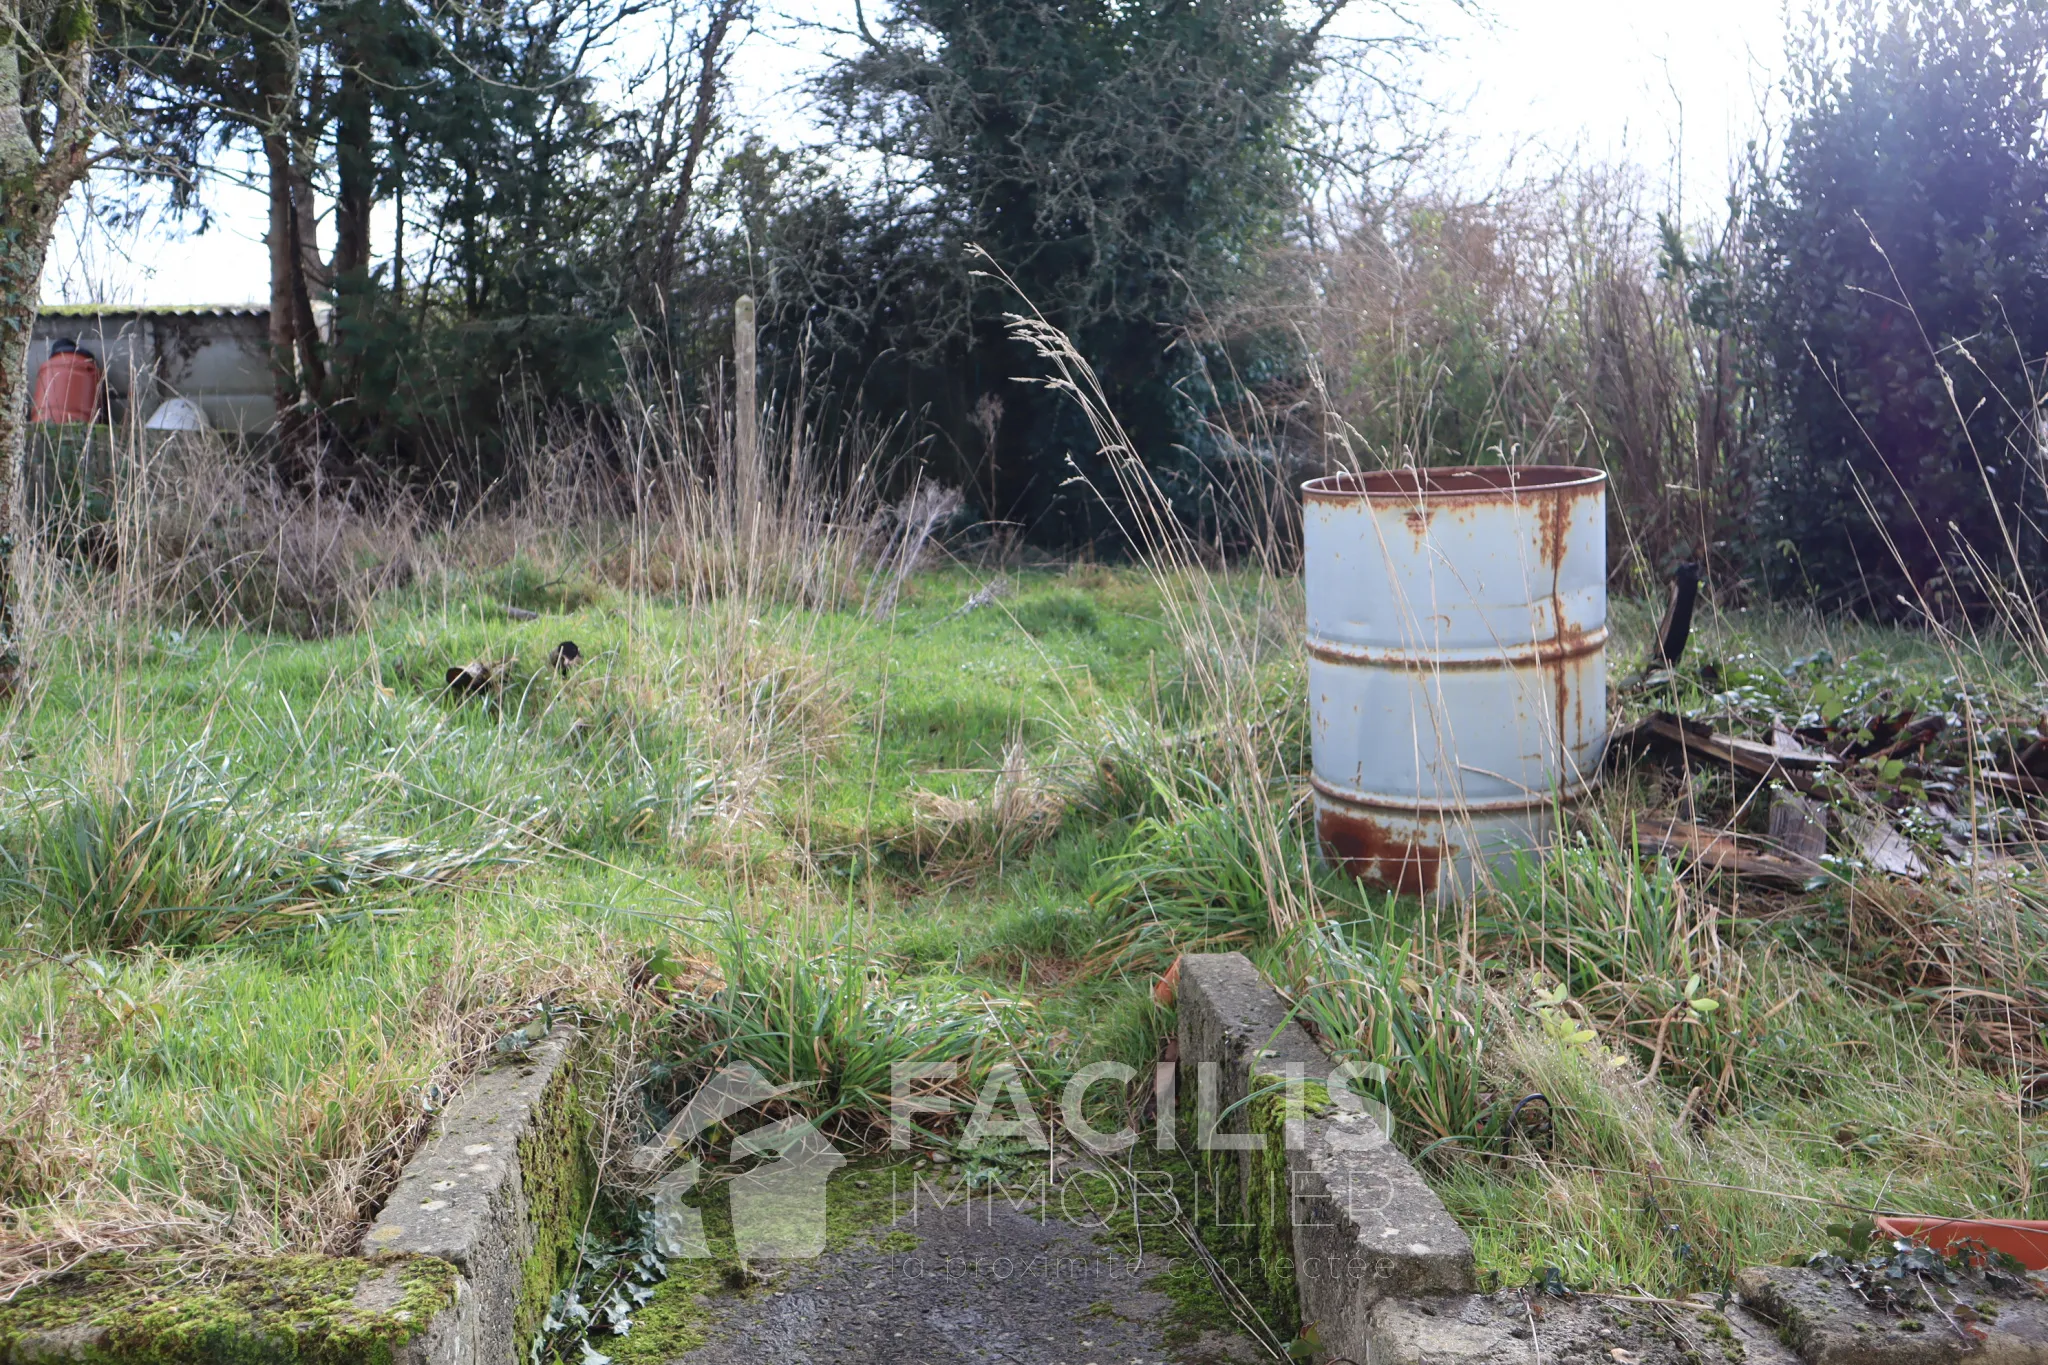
1303, 467, 1608, 898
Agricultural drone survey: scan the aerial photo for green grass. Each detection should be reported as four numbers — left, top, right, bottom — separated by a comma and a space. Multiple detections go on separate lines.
2, 545, 2042, 1324
664, 909, 1027, 1143
0, 561, 1181, 1259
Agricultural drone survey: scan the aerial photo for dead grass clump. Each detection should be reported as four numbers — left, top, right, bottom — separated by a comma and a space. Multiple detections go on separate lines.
588, 384, 883, 614
1841, 878, 2048, 1098
148, 483, 420, 639
680, 625, 853, 834
907, 741, 1069, 865
29, 432, 426, 644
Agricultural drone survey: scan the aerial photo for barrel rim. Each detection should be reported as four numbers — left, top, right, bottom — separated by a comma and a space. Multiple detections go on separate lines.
1301, 465, 1607, 502
1310, 772, 1601, 816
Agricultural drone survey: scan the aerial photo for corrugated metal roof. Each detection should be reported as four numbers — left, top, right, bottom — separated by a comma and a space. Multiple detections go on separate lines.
37, 304, 268, 319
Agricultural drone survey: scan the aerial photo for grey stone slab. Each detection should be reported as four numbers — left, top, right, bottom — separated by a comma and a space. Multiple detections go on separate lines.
1362, 1291, 1799, 1365
354, 1263, 482, 1365
669, 1194, 1264, 1365
4, 1321, 109, 1361
1175, 951, 1475, 1358
1738, 1265, 2048, 1365
364, 1023, 591, 1365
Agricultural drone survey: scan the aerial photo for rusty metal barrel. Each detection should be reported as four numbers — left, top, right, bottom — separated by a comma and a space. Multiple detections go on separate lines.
1302, 466, 1608, 898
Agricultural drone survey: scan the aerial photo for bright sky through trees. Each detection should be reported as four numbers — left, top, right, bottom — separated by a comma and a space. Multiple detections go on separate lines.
39, 0, 1788, 307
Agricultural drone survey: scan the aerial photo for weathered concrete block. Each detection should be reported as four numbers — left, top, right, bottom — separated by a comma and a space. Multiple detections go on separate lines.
0, 1026, 596, 1365
1175, 952, 1475, 1357
0, 1253, 461, 1364
1738, 1265, 2048, 1365
1361, 1291, 1801, 1365
364, 1023, 598, 1365
354, 1263, 481, 1365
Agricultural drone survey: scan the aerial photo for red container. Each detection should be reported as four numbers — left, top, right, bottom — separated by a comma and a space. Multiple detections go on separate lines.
1876, 1216, 2048, 1271
31, 349, 100, 424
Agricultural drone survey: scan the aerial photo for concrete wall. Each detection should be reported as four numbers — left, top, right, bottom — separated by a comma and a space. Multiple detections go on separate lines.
28, 307, 277, 433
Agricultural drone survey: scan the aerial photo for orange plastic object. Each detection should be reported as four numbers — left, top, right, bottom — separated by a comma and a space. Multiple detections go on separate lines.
1876, 1216, 2048, 1271
31, 350, 100, 424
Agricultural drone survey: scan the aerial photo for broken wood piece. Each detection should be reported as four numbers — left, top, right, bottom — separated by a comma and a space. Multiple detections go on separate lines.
1766, 790, 1828, 864
1635, 815, 1822, 887
1970, 766, 2048, 800
1770, 725, 1828, 761
1654, 562, 1701, 669
1628, 713, 1838, 785
1859, 712, 1944, 765
502, 603, 540, 621
1841, 812, 1928, 879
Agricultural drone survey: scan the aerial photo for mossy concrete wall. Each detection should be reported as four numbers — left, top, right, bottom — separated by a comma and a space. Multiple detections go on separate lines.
0, 1254, 464, 1365
1174, 954, 1882, 1365
1175, 952, 1475, 1360
364, 1023, 601, 1364
3, 1024, 600, 1365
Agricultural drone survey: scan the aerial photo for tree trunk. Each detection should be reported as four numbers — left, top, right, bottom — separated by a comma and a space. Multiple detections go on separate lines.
332, 41, 374, 282
287, 152, 328, 394
255, 3, 324, 476
329, 30, 373, 407
0, 186, 71, 689
264, 128, 310, 461
0, 18, 96, 689
650, 0, 743, 313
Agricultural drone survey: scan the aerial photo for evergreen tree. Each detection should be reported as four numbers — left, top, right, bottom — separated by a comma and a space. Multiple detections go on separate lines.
1752, 0, 2048, 614
807, 0, 1344, 541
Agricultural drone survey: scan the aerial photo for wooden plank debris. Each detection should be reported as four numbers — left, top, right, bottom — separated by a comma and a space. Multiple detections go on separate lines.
1609, 712, 1839, 783
1635, 814, 1823, 887
1608, 705, 2044, 886
1842, 812, 1928, 879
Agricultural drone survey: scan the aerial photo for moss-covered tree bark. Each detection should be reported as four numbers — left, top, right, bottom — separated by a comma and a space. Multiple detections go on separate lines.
0, 0, 97, 688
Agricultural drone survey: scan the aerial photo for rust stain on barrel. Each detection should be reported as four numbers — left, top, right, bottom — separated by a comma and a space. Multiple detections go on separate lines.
1317, 805, 1444, 896
1536, 488, 1574, 755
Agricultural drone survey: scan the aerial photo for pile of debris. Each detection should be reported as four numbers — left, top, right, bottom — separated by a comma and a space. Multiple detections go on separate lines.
1604, 572, 2048, 889
1607, 709, 1963, 887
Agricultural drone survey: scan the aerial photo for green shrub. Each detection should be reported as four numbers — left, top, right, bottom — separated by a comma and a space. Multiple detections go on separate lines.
1488, 834, 1767, 1111
1009, 589, 1101, 636
1091, 784, 1278, 966
667, 913, 1019, 1144
1274, 922, 1505, 1160
978, 901, 1103, 960
1752, 0, 2048, 612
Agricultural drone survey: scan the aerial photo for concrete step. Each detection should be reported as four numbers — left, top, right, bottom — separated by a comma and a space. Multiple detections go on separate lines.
667, 1196, 1266, 1365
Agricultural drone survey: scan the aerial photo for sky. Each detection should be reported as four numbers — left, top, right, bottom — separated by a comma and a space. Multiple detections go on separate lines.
37, 0, 1793, 308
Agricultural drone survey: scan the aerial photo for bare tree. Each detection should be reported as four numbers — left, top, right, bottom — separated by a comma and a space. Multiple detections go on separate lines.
650, 0, 745, 307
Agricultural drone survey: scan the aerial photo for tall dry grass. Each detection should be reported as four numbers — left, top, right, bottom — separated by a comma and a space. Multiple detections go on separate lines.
19, 422, 429, 652
990, 250, 1316, 937
1284, 166, 1758, 591
16, 349, 902, 643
